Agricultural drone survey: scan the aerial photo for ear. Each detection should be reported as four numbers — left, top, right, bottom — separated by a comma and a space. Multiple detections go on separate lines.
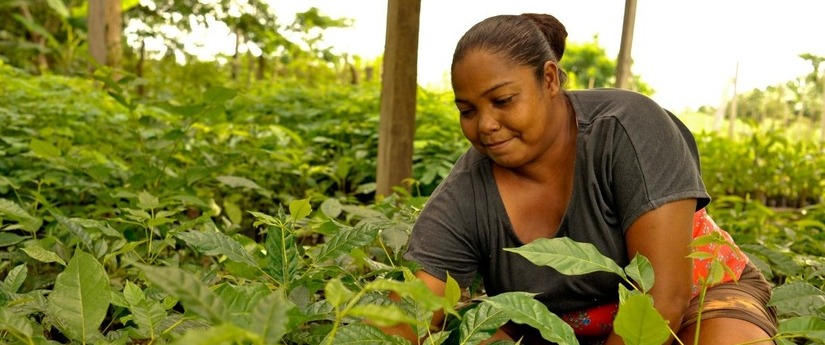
543, 60, 561, 96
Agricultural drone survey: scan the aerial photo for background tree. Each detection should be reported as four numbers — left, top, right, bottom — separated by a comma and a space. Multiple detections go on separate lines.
561, 36, 653, 94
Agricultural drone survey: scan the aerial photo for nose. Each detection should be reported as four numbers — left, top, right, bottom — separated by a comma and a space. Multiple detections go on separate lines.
478, 110, 500, 134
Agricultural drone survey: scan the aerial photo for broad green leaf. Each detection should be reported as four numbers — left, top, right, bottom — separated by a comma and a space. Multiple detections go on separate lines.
265, 224, 301, 289
482, 292, 576, 345
137, 191, 159, 210
740, 244, 802, 277
324, 278, 354, 308
0, 233, 28, 247
249, 289, 294, 344
459, 302, 510, 345
289, 198, 312, 220
0, 307, 34, 342
172, 322, 257, 345
222, 199, 243, 224
176, 230, 258, 267
214, 283, 270, 326
29, 139, 61, 158
348, 303, 416, 327
624, 254, 654, 293
21, 244, 66, 266
123, 281, 146, 306
216, 175, 263, 190
52, 213, 93, 251
204, 86, 238, 104
768, 282, 825, 317
505, 237, 625, 277
140, 265, 226, 324
444, 273, 461, 311
45, 0, 69, 18
381, 223, 410, 255
320, 198, 343, 219
47, 250, 111, 343
423, 331, 451, 345
0, 198, 35, 221
3, 264, 27, 293
777, 316, 825, 341
128, 289, 166, 340
249, 211, 281, 227
613, 294, 670, 345
315, 222, 380, 263
323, 323, 409, 345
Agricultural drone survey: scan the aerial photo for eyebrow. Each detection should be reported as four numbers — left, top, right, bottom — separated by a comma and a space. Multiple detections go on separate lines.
454, 80, 514, 103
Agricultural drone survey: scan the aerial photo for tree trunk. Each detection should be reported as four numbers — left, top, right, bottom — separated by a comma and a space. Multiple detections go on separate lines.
257, 55, 265, 80
615, 0, 637, 89
376, 0, 421, 197
88, 0, 122, 71
137, 39, 145, 96
19, 4, 49, 72
232, 28, 241, 80
820, 74, 825, 142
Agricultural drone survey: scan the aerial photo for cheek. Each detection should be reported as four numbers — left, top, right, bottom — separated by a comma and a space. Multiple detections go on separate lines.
459, 119, 475, 140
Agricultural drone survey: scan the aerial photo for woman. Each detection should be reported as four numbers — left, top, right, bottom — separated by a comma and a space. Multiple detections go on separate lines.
399, 13, 776, 345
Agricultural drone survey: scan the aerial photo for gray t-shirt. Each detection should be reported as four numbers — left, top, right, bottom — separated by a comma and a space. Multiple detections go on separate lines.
404, 88, 710, 313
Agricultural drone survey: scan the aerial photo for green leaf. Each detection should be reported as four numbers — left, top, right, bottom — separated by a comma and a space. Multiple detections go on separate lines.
123, 281, 146, 306
458, 302, 510, 345
0, 233, 28, 247
624, 254, 654, 293
423, 331, 451, 345
444, 273, 461, 311
3, 264, 27, 293
203, 86, 238, 104
21, 244, 66, 266
324, 278, 354, 308
289, 198, 312, 221
482, 292, 576, 345
222, 199, 243, 224
504, 237, 625, 277
29, 139, 61, 158
265, 224, 301, 289
47, 250, 111, 343
741, 244, 802, 277
216, 175, 263, 190
315, 222, 380, 263
214, 283, 270, 326
176, 230, 258, 267
45, 0, 69, 18
172, 323, 257, 345
320, 198, 343, 219
323, 323, 409, 344
52, 213, 93, 251
348, 303, 416, 327
0, 307, 34, 342
613, 294, 670, 345
248, 289, 295, 344
768, 282, 825, 317
365, 279, 442, 312
381, 223, 410, 255
139, 265, 226, 324
777, 316, 825, 341
0, 198, 35, 221
126, 282, 166, 341
137, 191, 159, 210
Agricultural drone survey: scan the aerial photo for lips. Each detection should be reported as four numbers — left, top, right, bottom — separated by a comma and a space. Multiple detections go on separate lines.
483, 138, 512, 150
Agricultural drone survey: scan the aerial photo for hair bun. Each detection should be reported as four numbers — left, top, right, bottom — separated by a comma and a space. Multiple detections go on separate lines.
520, 13, 568, 60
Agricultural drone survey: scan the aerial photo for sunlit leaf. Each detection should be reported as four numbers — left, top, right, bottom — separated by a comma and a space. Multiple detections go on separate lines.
47, 250, 111, 343
320, 198, 343, 219
459, 302, 510, 345
176, 230, 258, 267
777, 316, 825, 341
624, 253, 654, 293
217, 175, 263, 190
137, 191, 159, 210
214, 283, 270, 326
248, 289, 294, 344
171, 322, 257, 345
0, 307, 34, 342
324, 278, 353, 308
29, 139, 61, 158
265, 224, 301, 289
52, 213, 93, 251
289, 198, 312, 220
348, 303, 415, 327
21, 244, 66, 266
613, 294, 670, 345
315, 222, 380, 263
3, 264, 27, 293
323, 323, 409, 344
139, 265, 226, 324
505, 237, 625, 277
482, 292, 576, 345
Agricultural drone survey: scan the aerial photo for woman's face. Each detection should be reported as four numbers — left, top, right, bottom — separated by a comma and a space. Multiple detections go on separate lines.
452, 50, 563, 168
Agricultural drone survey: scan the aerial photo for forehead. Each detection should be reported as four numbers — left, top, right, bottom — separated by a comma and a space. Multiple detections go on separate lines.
451, 50, 532, 96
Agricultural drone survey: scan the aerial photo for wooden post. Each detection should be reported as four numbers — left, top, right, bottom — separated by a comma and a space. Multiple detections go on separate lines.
88, 0, 106, 67
820, 74, 825, 142
376, 0, 421, 197
615, 0, 637, 89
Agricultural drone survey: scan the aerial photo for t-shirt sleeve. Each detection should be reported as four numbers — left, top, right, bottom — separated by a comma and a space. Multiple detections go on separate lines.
608, 97, 711, 232
403, 172, 481, 288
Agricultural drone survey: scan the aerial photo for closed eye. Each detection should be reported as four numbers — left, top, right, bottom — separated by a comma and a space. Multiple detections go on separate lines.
493, 95, 515, 107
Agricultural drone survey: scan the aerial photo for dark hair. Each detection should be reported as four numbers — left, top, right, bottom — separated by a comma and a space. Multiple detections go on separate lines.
451, 13, 568, 85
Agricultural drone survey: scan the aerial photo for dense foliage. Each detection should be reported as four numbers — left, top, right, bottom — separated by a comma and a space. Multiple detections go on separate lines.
2, 61, 825, 344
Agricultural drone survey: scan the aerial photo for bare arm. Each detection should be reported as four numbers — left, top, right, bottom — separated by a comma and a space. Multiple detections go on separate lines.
605, 198, 696, 345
